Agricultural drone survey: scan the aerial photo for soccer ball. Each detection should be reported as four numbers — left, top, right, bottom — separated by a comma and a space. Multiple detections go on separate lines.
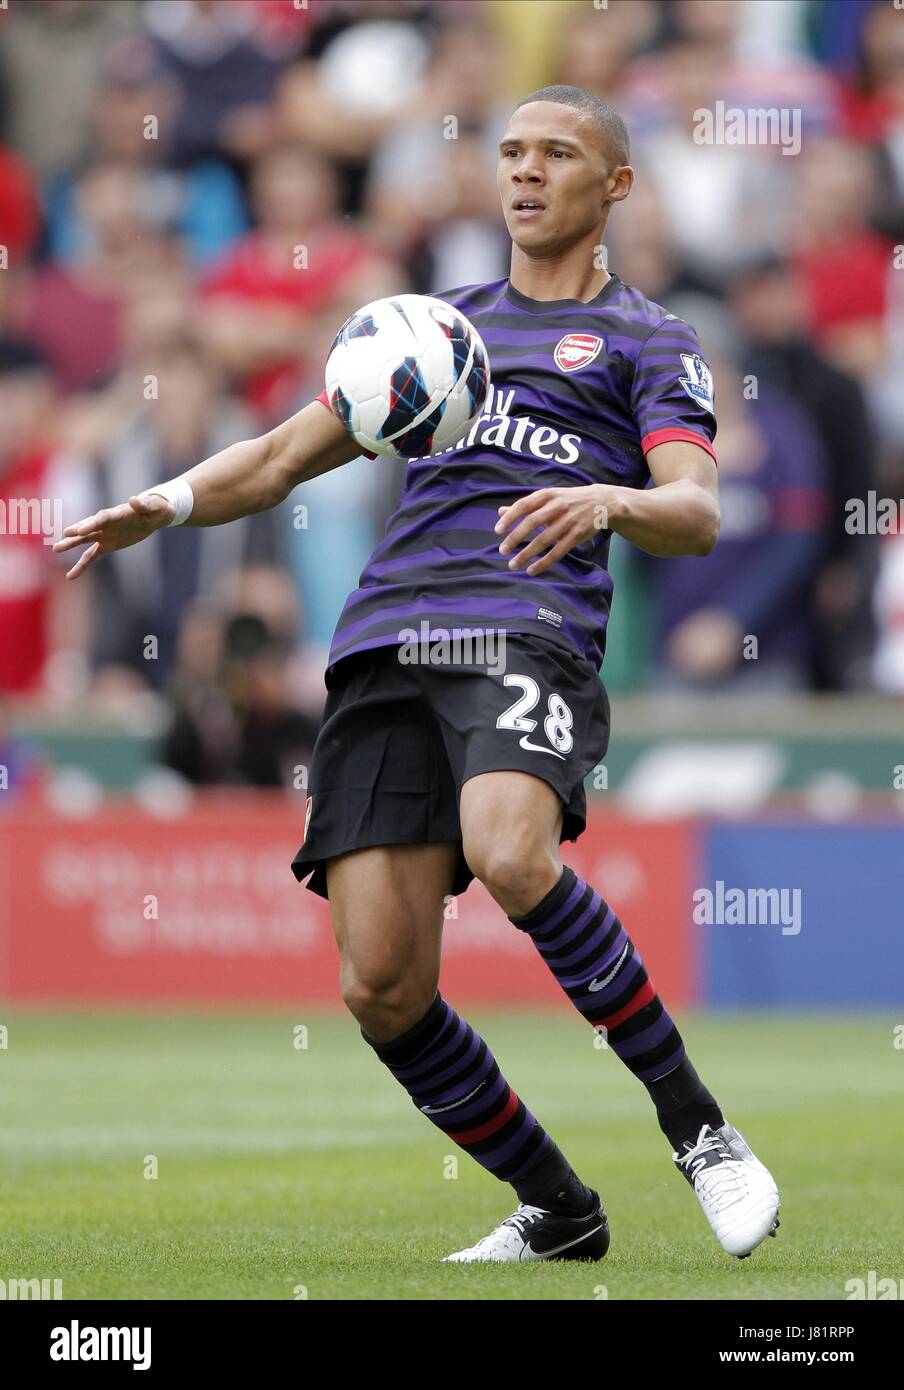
324, 294, 492, 460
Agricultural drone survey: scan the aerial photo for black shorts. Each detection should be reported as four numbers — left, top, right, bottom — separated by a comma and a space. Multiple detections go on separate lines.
291, 635, 610, 899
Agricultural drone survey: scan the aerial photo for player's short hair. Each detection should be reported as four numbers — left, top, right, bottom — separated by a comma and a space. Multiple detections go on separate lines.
513, 85, 630, 168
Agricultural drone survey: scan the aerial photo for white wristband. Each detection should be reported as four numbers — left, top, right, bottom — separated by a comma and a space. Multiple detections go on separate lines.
138, 477, 194, 526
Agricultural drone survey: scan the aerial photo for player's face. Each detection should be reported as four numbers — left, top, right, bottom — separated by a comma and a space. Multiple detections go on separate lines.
497, 103, 616, 253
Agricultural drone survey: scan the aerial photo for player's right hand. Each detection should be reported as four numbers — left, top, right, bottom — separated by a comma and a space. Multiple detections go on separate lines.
52, 493, 175, 580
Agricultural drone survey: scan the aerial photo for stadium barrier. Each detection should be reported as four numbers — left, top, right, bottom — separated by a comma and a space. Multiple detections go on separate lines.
1, 792, 900, 1006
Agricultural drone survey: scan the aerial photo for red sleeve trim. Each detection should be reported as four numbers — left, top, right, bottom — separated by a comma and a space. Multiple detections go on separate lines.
314, 386, 377, 459
641, 427, 717, 464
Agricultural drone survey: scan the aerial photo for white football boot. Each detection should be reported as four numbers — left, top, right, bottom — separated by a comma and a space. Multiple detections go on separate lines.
443, 1194, 610, 1263
674, 1121, 780, 1258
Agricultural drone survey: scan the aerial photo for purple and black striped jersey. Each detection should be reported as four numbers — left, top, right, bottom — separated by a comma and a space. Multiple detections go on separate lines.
318, 272, 717, 674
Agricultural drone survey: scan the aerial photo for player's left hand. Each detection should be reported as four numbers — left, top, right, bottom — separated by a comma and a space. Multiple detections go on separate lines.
495, 485, 618, 576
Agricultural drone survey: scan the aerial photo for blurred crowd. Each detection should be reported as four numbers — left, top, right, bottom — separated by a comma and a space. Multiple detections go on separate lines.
1, 0, 903, 793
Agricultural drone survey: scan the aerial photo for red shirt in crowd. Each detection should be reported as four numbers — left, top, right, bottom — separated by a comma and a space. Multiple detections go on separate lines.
0, 145, 40, 258
0, 449, 56, 694
201, 226, 380, 419
793, 229, 895, 339
24, 267, 123, 394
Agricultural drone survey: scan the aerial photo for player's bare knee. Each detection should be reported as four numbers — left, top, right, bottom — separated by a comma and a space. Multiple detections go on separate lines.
339, 960, 436, 1037
339, 961, 403, 1018
467, 839, 560, 917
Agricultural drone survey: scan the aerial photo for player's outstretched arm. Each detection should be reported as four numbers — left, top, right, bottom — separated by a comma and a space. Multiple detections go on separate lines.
52, 399, 359, 579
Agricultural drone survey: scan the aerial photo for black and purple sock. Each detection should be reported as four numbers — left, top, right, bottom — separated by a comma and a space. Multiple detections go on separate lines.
362, 992, 594, 1212
511, 866, 723, 1149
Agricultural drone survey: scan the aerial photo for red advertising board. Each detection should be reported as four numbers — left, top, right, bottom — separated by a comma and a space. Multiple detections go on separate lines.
0, 795, 697, 1006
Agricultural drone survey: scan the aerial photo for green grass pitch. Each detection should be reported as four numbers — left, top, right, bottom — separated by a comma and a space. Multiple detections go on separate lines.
0, 1008, 899, 1300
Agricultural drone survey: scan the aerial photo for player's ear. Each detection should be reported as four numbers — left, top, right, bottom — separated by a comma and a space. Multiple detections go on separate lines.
607, 165, 634, 205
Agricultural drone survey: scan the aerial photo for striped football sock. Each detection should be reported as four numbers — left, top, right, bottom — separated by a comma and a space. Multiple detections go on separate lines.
362, 992, 591, 1207
511, 866, 723, 1148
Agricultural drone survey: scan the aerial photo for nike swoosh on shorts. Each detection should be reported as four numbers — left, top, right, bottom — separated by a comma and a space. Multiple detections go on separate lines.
518, 735, 565, 760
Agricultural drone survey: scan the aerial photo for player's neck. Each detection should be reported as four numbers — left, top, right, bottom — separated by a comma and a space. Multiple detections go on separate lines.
508, 247, 611, 305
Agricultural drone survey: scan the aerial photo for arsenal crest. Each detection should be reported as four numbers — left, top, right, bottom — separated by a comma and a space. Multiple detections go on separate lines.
553, 333, 604, 373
